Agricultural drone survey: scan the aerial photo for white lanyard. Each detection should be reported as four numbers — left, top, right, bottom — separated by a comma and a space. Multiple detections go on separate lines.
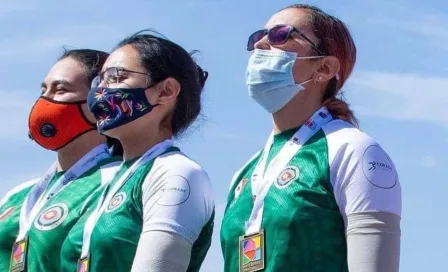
80, 139, 174, 258
17, 144, 110, 241
245, 107, 332, 235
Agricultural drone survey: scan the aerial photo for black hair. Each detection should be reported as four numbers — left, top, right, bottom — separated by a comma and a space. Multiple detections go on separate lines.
115, 30, 208, 136
58, 48, 124, 156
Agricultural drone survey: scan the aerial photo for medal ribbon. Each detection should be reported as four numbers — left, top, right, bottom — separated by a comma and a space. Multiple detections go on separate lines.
245, 107, 332, 235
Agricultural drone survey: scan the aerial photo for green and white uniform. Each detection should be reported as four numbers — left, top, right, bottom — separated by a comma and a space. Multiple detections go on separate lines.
0, 179, 38, 271
220, 108, 401, 272
1, 144, 120, 272
61, 139, 214, 272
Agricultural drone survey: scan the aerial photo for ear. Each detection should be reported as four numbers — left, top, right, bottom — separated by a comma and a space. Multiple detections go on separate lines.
152, 77, 181, 105
313, 56, 340, 83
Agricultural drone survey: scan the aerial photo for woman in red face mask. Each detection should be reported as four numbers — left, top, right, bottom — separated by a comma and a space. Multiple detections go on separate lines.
0, 49, 122, 272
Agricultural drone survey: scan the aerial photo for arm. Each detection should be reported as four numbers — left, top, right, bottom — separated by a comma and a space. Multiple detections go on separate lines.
131, 230, 192, 272
131, 159, 214, 272
345, 211, 401, 272
332, 140, 401, 272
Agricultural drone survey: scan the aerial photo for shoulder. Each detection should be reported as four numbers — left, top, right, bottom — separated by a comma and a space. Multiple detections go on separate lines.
140, 151, 215, 242
143, 151, 213, 205
322, 120, 401, 216
323, 119, 395, 171
0, 178, 39, 208
150, 151, 211, 187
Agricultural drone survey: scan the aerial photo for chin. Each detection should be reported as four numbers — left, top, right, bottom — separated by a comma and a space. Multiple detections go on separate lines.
101, 126, 123, 139
101, 121, 136, 140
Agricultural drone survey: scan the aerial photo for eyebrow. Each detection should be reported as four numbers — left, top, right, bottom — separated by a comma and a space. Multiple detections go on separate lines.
101, 66, 125, 73
41, 79, 73, 89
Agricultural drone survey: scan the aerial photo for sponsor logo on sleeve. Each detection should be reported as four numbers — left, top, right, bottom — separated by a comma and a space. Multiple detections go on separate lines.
156, 177, 190, 206
362, 145, 397, 189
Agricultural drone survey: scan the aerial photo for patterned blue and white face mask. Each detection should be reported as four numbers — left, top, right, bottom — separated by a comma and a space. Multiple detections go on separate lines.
87, 86, 158, 133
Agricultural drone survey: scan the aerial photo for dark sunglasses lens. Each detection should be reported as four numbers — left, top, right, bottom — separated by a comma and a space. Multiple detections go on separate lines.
268, 25, 291, 45
247, 30, 266, 51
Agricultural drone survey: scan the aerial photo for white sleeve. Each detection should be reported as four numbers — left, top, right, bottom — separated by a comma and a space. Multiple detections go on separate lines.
140, 153, 214, 244
325, 121, 402, 272
330, 136, 401, 216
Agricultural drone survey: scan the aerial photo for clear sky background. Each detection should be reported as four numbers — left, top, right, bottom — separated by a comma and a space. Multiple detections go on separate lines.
0, 0, 446, 271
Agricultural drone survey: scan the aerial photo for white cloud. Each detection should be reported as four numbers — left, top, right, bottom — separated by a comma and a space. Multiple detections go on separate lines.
347, 71, 448, 126
362, 2, 448, 50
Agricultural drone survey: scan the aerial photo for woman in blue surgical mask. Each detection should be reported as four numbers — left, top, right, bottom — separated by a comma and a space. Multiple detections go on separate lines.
221, 4, 401, 272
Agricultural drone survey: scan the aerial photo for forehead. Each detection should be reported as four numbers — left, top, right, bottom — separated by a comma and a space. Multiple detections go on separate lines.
265, 8, 312, 33
103, 44, 142, 71
44, 57, 86, 84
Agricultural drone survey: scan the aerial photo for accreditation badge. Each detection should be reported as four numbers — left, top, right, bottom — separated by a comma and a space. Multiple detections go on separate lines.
239, 230, 265, 272
77, 255, 90, 272
10, 237, 29, 272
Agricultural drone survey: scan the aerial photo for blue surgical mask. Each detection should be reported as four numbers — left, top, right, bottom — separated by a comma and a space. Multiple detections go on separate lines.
87, 87, 157, 133
245, 49, 322, 113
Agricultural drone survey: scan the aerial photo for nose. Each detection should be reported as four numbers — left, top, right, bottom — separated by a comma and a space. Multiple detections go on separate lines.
98, 80, 106, 88
41, 89, 55, 100
254, 35, 271, 50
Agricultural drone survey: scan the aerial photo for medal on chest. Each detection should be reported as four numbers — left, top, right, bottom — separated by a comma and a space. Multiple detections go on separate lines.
77, 255, 90, 272
239, 230, 265, 272
10, 236, 29, 272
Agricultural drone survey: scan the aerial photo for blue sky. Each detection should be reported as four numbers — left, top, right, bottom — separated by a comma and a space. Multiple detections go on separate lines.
0, 0, 446, 270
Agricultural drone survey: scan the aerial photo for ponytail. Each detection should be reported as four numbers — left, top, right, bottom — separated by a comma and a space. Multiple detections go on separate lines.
323, 96, 358, 127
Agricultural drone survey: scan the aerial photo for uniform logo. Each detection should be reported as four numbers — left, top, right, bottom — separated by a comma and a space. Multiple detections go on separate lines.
275, 166, 299, 189
234, 178, 248, 200
362, 145, 397, 189
0, 207, 15, 221
105, 192, 126, 213
34, 203, 68, 231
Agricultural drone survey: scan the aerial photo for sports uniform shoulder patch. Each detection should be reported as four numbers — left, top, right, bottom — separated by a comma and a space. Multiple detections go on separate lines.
156, 177, 190, 206
34, 203, 69, 231
275, 166, 300, 189
362, 145, 397, 189
105, 192, 126, 213
0, 206, 15, 221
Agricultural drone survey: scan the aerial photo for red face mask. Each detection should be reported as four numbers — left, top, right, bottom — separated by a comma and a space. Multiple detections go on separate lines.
28, 97, 96, 151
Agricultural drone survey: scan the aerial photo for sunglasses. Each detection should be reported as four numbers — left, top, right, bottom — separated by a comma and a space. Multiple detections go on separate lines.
247, 24, 325, 55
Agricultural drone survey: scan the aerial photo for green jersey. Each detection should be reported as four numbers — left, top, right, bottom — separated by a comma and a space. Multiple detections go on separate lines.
0, 179, 38, 271
24, 156, 120, 272
61, 147, 215, 272
221, 120, 401, 271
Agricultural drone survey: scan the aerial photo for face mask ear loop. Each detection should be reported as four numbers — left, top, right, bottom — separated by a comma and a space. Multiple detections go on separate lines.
296, 55, 326, 60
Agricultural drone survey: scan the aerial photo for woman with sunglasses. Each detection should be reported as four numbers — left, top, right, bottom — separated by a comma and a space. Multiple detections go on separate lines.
0, 49, 122, 272
221, 4, 401, 272
60, 31, 214, 272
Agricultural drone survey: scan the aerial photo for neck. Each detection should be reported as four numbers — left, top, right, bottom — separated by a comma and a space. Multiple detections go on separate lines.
272, 94, 322, 133
57, 131, 107, 171
120, 128, 171, 161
